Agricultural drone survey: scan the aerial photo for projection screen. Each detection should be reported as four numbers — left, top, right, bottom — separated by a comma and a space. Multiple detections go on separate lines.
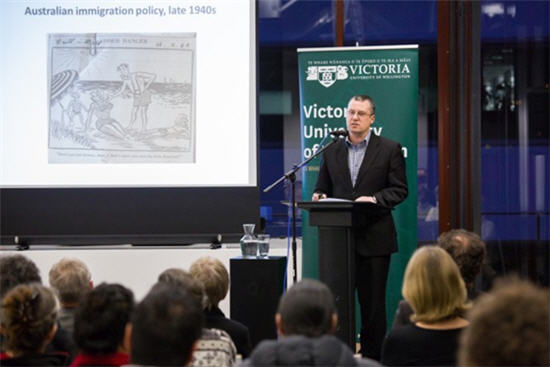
0, 0, 258, 245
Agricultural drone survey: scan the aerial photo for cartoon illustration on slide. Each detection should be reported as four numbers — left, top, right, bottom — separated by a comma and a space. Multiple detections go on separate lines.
111, 63, 156, 133
86, 89, 131, 141
50, 69, 79, 128
48, 33, 196, 164
67, 90, 88, 129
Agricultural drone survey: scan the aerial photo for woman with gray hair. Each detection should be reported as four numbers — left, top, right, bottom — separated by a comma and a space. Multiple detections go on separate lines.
48, 258, 92, 336
190, 257, 252, 358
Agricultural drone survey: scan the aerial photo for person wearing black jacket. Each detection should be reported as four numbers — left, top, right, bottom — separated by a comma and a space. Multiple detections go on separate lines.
313, 95, 408, 359
241, 279, 380, 367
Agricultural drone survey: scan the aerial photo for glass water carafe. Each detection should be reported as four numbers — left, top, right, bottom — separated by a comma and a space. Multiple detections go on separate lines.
240, 224, 258, 258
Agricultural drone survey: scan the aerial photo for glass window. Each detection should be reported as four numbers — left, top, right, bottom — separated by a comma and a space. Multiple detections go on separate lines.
258, 1, 439, 244
480, 0, 549, 285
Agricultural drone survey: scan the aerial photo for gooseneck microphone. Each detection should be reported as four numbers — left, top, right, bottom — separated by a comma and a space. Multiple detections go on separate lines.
329, 130, 349, 137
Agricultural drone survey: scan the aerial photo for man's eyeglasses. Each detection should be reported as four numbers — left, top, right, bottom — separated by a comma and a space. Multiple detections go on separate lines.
347, 109, 373, 118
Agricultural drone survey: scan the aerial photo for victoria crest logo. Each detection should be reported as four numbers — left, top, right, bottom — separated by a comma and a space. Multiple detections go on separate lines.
306, 65, 349, 88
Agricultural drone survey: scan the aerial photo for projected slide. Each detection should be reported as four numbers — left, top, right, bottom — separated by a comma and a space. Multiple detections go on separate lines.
48, 33, 196, 164
1, 1, 256, 186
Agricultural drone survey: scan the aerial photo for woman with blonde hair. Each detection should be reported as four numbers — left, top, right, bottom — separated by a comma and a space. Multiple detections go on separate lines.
190, 257, 252, 358
381, 246, 470, 366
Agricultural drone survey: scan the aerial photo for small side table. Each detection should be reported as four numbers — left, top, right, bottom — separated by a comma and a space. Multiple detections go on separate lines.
230, 256, 287, 348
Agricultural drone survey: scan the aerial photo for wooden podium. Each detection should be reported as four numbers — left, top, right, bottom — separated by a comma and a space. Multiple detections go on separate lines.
298, 201, 391, 349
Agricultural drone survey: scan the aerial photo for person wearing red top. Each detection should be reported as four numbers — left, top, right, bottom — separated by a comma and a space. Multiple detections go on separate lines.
70, 283, 134, 367
70, 352, 128, 367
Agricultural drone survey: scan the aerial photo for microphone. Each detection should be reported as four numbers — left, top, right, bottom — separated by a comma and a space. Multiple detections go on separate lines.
329, 130, 348, 138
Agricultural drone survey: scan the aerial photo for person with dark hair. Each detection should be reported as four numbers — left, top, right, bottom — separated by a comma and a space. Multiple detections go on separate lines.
0, 255, 42, 298
458, 277, 550, 366
0, 255, 74, 360
242, 279, 380, 367
312, 94, 408, 359
189, 257, 252, 357
381, 247, 470, 366
157, 268, 205, 306
0, 283, 68, 366
392, 229, 487, 329
157, 268, 237, 367
438, 229, 487, 291
130, 282, 204, 366
71, 283, 134, 367
275, 279, 337, 338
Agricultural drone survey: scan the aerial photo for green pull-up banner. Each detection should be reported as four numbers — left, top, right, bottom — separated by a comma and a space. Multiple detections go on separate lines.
297, 45, 418, 331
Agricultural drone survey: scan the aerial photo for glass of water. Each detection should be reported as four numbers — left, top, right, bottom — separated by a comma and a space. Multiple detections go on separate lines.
257, 234, 270, 258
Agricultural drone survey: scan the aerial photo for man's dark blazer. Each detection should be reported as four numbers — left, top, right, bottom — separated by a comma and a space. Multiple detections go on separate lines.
314, 134, 408, 256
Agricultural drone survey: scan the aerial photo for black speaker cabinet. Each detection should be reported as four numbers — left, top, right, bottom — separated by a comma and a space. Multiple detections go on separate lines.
230, 256, 287, 347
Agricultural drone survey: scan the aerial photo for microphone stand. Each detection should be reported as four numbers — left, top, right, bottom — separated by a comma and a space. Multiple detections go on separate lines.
263, 135, 343, 284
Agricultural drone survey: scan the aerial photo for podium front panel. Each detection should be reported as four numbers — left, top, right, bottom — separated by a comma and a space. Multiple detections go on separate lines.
309, 210, 354, 227
317, 227, 356, 348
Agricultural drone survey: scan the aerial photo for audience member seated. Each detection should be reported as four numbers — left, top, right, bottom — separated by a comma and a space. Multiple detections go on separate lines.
0, 283, 69, 366
458, 277, 550, 366
0, 255, 42, 299
189, 257, 252, 358
48, 258, 93, 336
158, 268, 237, 367
381, 246, 470, 366
71, 283, 134, 367
437, 229, 488, 299
241, 279, 380, 367
129, 282, 203, 367
392, 229, 486, 329
0, 255, 74, 359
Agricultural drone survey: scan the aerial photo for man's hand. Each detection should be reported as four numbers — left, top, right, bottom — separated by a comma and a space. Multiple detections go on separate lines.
312, 192, 327, 201
355, 196, 377, 204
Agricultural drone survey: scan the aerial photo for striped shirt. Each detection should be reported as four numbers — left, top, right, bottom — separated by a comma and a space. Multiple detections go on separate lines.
346, 131, 372, 187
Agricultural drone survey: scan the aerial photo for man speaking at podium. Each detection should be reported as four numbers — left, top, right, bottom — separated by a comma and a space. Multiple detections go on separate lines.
312, 94, 408, 360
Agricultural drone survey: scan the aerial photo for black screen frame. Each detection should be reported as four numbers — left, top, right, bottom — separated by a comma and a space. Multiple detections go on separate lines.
0, 186, 260, 245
